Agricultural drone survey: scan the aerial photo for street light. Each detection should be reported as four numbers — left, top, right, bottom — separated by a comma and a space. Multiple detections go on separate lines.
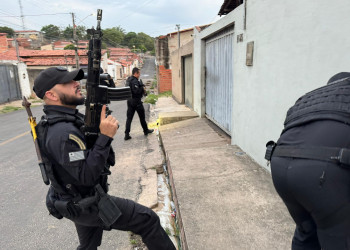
77, 13, 94, 25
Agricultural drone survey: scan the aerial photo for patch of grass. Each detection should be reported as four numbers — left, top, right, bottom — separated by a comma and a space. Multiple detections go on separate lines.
0, 106, 23, 114
144, 94, 158, 104
31, 100, 43, 103
144, 91, 172, 105
130, 239, 137, 245
158, 91, 172, 98
150, 79, 157, 89
129, 232, 147, 249
165, 227, 171, 235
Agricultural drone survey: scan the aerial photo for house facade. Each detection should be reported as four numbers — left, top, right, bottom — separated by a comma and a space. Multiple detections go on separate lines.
190, 0, 350, 168
155, 28, 197, 94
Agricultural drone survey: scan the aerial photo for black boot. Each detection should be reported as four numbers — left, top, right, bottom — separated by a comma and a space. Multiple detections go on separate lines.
124, 134, 132, 140
144, 129, 154, 135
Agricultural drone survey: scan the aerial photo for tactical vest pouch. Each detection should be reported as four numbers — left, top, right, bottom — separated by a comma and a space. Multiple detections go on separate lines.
46, 189, 63, 219
265, 141, 277, 161
54, 200, 81, 219
95, 184, 122, 227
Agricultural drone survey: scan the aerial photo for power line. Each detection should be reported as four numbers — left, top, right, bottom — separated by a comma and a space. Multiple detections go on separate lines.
0, 12, 71, 17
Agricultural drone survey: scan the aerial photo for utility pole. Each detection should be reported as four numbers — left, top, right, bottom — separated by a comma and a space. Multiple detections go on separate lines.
176, 24, 180, 49
14, 34, 20, 61
18, 0, 25, 30
71, 12, 80, 69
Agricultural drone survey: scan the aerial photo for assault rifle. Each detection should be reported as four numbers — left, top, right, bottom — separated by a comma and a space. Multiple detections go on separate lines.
83, 9, 131, 149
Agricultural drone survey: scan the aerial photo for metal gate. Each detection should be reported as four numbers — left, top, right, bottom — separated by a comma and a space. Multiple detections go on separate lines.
0, 65, 21, 104
205, 26, 234, 135
183, 55, 193, 109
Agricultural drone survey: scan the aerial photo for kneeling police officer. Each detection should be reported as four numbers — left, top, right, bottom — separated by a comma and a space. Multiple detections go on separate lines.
33, 67, 176, 250
266, 72, 350, 249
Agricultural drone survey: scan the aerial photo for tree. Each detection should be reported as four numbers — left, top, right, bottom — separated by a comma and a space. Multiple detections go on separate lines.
137, 32, 154, 51
64, 44, 75, 50
122, 32, 137, 47
0, 26, 14, 37
102, 27, 125, 47
41, 24, 61, 40
63, 25, 87, 40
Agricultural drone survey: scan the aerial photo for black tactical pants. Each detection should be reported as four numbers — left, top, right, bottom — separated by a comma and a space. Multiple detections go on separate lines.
125, 98, 148, 135
71, 196, 176, 250
271, 157, 350, 250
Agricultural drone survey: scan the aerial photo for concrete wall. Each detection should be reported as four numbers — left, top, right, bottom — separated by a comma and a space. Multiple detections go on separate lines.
17, 62, 31, 97
170, 40, 194, 103
194, 0, 350, 168
168, 30, 194, 55
155, 37, 171, 93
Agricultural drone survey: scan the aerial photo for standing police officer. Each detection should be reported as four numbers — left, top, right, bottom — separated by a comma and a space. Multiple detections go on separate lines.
267, 72, 350, 249
124, 67, 153, 140
33, 67, 176, 250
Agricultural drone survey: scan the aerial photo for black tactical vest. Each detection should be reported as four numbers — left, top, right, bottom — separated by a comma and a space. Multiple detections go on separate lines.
283, 77, 350, 133
36, 113, 90, 196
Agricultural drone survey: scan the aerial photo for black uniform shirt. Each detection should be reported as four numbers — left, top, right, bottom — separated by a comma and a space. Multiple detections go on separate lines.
279, 120, 350, 149
43, 105, 113, 190
129, 76, 144, 99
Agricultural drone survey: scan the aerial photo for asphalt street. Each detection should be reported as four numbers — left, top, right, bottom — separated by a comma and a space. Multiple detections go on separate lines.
0, 56, 156, 249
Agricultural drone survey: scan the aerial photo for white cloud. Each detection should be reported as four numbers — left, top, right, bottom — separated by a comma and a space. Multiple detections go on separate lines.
0, 0, 224, 36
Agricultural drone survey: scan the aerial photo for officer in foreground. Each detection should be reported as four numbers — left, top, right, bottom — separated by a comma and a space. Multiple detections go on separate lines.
266, 72, 350, 249
33, 67, 176, 250
124, 67, 153, 140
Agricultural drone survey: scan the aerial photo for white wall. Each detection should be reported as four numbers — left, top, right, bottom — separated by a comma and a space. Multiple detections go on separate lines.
194, 0, 350, 168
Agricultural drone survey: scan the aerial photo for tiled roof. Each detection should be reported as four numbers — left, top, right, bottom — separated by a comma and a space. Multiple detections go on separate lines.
15, 30, 40, 33
24, 57, 89, 66
0, 48, 107, 66
109, 48, 131, 52
0, 49, 19, 61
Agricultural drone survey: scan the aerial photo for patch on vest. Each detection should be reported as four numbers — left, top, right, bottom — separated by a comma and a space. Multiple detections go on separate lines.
69, 151, 85, 162
69, 134, 86, 150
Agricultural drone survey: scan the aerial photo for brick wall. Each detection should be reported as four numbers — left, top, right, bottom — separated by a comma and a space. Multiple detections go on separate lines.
0, 33, 8, 52
158, 65, 172, 93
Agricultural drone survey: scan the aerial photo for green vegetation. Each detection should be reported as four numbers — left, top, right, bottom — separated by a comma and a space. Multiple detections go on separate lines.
165, 228, 171, 235
41, 24, 87, 40
0, 26, 14, 37
129, 239, 137, 245
0, 106, 22, 114
103, 26, 125, 46
64, 44, 76, 50
2, 22, 155, 52
41, 24, 61, 40
159, 91, 172, 98
62, 25, 87, 40
40, 23, 154, 52
150, 79, 157, 89
144, 91, 172, 105
31, 100, 43, 104
103, 29, 154, 52
144, 94, 158, 104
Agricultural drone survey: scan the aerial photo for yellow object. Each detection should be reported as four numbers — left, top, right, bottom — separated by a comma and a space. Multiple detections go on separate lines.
147, 118, 160, 129
29, 117, 37, 141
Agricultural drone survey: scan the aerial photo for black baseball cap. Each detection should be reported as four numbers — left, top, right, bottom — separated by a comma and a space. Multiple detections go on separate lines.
327, 72, 350, 85
33, 67, 84, 99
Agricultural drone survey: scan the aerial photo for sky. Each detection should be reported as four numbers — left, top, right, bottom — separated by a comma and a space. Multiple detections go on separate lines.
0, 0, 224, 37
